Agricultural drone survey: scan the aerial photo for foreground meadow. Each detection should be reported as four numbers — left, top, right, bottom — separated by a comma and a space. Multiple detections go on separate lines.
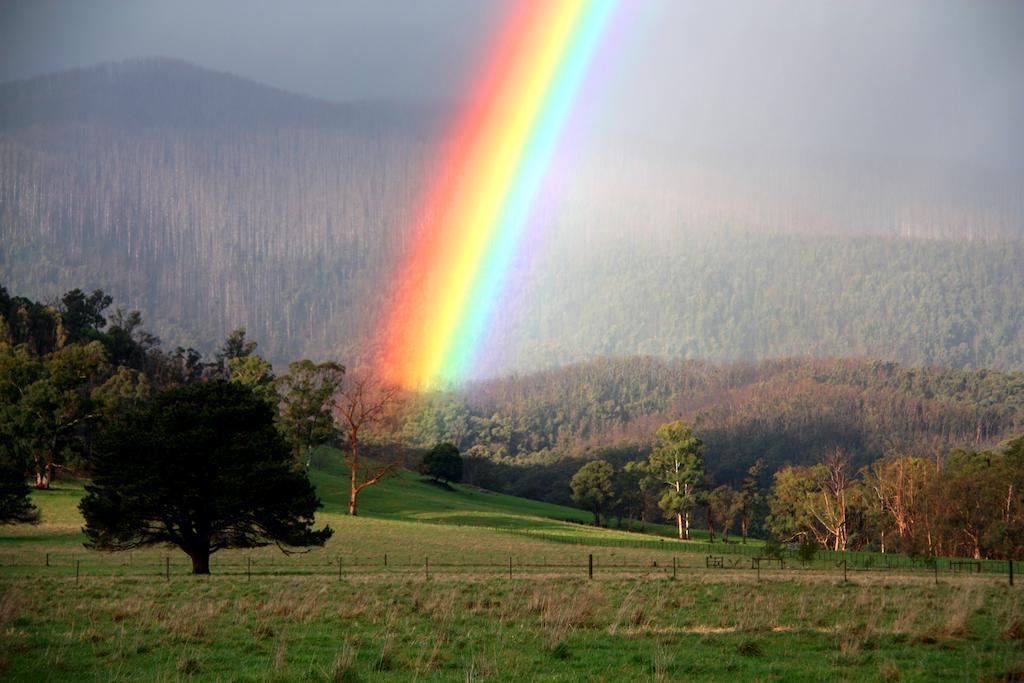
2, 571, 1023, 681
2, 470, 1022, 681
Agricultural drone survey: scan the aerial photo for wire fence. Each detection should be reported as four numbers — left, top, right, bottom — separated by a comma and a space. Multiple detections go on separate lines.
460, 524, 1015, 574
2, 548, 1015, 586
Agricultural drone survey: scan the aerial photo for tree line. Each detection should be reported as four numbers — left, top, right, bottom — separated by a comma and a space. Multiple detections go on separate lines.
569, 421, 1024, 560
0, 284, 411, 572
3, 283, 1021, 564
400, 355, 1023, 506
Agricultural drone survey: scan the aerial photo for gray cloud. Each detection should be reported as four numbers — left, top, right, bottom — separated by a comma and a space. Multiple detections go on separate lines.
2, 1, 1021, 169
0, 0, 505, 102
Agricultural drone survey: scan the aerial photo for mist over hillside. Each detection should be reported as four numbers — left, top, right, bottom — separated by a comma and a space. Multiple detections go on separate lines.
1, 59, 1022, 373
404, 356, 1024, 503
0, 59, 435, 363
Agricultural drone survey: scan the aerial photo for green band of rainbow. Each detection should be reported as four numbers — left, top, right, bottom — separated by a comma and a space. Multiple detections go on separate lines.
376, 0, 619, 389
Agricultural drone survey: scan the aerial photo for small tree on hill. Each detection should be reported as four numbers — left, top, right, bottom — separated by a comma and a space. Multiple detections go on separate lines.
797, 534, 818, 566
707, 484, 738, 543
335, 371, 402, 516
275, 359, 345, 468
571, 460, 615, 525
737, 458, 766, 544
648, 421, 705, 540
80, 380, 332, 574
420, 442, 463, 484
612, 461, 645, 526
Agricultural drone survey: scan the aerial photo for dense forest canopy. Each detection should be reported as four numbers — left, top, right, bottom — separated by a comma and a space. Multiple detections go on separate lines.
1, 59, 1022, 376
399, 355, 1024, 505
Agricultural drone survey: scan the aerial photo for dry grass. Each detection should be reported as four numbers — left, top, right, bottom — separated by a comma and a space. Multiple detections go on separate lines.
1, 568, 1021, 681
940, 580, 984, 637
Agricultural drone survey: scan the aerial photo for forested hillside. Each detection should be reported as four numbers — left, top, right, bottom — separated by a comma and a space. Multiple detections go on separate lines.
0, 59, 434, 362
404, 357, 1024, 504
490, 232, 1024, 372
1, 59, 1023, 373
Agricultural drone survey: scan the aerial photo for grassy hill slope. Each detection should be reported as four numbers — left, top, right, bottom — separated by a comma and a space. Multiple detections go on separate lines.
0, 448, 714, 575
309, 447, 696, 542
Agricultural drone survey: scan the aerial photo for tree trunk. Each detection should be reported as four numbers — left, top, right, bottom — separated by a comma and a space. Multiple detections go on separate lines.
676, 512, 683, 540
189, 549, 210, 575
741, 518, 748, 544
349, 431, 359, 516
34, 458, 51, 489
684, 511, 691, 541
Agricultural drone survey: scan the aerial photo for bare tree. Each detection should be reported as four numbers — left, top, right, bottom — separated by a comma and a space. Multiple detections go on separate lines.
863, 455, 933, 553
334, 371, 403, 516
808, 449, 854, 551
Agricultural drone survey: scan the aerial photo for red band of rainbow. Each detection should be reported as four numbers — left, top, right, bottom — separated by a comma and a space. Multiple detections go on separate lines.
376, 0, 619, 389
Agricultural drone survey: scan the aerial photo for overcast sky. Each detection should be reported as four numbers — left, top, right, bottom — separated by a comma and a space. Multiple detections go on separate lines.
0, 0, 507, 101
2, 0, 1022, 168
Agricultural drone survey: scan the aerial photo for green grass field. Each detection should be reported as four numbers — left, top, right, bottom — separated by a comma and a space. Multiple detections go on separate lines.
308, 447, 711, 542
2, 453, 1023, 681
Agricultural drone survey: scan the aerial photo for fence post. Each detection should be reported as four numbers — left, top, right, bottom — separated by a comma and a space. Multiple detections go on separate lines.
843, 559, 848, 583
508, 556, 513, 580
672, 556, 677, 581
756, 558, 760, 583
165, 556, 170, 581
384, 553, 388, 567
247, 557, 252, 582
588, 554, 593, 580
933, 559, 938, 585
425, 557, 429, 580
1010, 560, 1014, 587
45, 553, 49, 567
76, 559, 80, 585
338, 557, 342, 580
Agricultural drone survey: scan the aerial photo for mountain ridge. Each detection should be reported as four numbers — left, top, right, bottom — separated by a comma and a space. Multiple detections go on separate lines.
0, 56, 449, 133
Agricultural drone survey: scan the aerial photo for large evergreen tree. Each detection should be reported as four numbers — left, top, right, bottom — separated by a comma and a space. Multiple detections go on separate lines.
80, 380, 332, 574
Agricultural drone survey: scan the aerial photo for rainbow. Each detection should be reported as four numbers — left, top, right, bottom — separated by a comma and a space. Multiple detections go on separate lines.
375, 0, 619, 389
